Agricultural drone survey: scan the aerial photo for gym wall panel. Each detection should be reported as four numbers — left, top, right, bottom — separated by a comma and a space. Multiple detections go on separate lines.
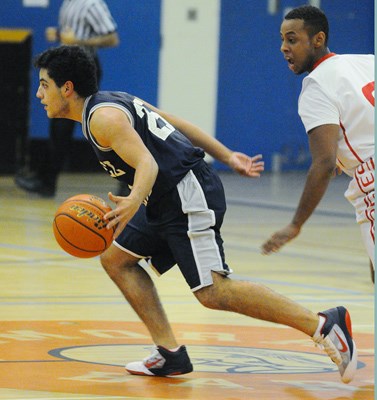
0, 0, 161, 140
0, 0, 373, 171
158, 0, 220, 140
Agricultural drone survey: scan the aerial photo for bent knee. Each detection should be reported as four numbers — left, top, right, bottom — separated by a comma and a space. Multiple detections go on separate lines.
100, 245, 139, 277
100, 247, 117, 269
194, 272, 231, 310
194, 285, 222, 310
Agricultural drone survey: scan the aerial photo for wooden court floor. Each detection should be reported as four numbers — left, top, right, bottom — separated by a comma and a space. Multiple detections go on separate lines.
0, 171, 374, 400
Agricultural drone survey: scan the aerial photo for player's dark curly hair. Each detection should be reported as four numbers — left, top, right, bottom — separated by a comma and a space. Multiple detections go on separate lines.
34, 45, 98, 97
285, 5, 329, 46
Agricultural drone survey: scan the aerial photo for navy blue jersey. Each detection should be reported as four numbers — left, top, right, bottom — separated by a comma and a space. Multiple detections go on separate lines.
82, 91, 205, 205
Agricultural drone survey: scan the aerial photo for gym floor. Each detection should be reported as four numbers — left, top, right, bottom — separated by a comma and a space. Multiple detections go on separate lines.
0, 170, 374, 400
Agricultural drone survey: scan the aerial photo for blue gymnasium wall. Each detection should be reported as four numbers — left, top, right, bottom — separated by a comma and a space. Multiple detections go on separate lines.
0, 0, 161, 140
1, 0, 374, 170
216, 0, 374, 171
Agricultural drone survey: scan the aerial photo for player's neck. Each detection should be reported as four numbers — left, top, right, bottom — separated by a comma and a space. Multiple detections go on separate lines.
316, 48, 331, 62
311, 48, 334, 71
68, 96, 86, 123
309, 48, 332, 72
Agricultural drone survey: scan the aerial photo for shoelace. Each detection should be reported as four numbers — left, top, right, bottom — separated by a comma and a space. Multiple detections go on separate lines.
313, 334, 342, 365
143, 348, 162, 364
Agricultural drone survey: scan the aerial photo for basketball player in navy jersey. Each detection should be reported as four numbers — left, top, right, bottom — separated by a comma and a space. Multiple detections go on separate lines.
34, 45, 357, 383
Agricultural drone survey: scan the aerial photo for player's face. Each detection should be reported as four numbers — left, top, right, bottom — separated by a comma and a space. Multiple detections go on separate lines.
280, 19, 317, 75
36, 69, 69, 118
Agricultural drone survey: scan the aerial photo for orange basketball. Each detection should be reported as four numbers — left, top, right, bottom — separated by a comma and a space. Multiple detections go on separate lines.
53, 194, 115, 258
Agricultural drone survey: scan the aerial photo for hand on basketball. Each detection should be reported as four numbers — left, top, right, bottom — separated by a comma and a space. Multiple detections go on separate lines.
261, 224, 301, 255
228, 152, 264, 177
104, 192, 140, 239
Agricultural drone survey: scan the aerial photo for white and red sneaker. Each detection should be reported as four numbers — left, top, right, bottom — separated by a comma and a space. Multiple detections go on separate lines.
313, 306, 357, 383
125, 345, 193, 377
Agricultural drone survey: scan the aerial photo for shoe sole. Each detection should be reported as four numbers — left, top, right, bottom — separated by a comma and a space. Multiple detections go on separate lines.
125, 363, 193, 377
125, 367, 193, 377
342, 339, 357, 384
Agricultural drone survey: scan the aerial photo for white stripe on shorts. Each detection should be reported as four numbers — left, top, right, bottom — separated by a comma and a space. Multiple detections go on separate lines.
177, 170, 232, 292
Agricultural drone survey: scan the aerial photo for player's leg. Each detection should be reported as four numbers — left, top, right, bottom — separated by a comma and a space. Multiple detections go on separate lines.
369, 260, 374, 283
359, 219, 375, 283
100, 206, 193, 376
100, 244, 178, 349
171, 165, 357, 383
345, 159, 374, 281
359, 204, 375, 261
170, 209, 319, 336
187, 258, 356, 382
353, 195, 374, 282
195, 272, 318, 333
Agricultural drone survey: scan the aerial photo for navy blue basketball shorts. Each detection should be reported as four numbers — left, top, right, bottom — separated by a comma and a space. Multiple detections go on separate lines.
114, 162, 232, 292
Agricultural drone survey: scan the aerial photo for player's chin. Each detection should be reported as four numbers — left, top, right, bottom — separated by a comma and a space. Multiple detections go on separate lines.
48, 111, 62, 119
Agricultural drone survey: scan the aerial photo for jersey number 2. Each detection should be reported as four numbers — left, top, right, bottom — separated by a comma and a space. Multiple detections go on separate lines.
133, 98, 175, 140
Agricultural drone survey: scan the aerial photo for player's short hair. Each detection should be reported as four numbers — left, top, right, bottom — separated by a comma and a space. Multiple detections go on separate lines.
285, 5, 329, 46
34, 45, 98, 97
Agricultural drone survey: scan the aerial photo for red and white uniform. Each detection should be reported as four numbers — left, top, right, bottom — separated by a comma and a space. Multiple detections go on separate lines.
299, 53, 375, 265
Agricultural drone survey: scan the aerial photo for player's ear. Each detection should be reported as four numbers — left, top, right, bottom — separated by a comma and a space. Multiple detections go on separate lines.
313, 31, 326, 48
63, 80, 74, 96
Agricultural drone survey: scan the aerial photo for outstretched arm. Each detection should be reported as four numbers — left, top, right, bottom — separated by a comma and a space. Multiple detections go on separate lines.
261, 124, 339, 254
45, 25, 119, 47
142, 100, 264, 177
59, 29, 119, 47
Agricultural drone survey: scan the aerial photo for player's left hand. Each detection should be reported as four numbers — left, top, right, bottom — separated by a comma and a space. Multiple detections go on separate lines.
228, 152, 264, 177
261, 224, 300, 255
104, 192, 140, 239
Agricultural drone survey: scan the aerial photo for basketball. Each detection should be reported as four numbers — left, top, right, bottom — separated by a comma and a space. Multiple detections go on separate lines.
53, 194, 115, 258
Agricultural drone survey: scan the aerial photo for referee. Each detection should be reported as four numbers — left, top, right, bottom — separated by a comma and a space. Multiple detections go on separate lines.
15, 0, 120, 197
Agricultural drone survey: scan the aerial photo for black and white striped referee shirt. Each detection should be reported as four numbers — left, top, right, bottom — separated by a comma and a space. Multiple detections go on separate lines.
58, 0, 117, 41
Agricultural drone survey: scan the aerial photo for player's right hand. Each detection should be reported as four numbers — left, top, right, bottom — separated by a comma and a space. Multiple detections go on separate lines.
104, 192, 140, 239
261, 224, 301, 255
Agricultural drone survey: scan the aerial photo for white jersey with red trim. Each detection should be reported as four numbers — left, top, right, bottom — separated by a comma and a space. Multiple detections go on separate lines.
298, 53, 374, 177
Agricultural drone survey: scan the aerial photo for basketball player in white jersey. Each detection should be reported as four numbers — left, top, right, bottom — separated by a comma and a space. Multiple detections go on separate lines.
262, 5, 375, 280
